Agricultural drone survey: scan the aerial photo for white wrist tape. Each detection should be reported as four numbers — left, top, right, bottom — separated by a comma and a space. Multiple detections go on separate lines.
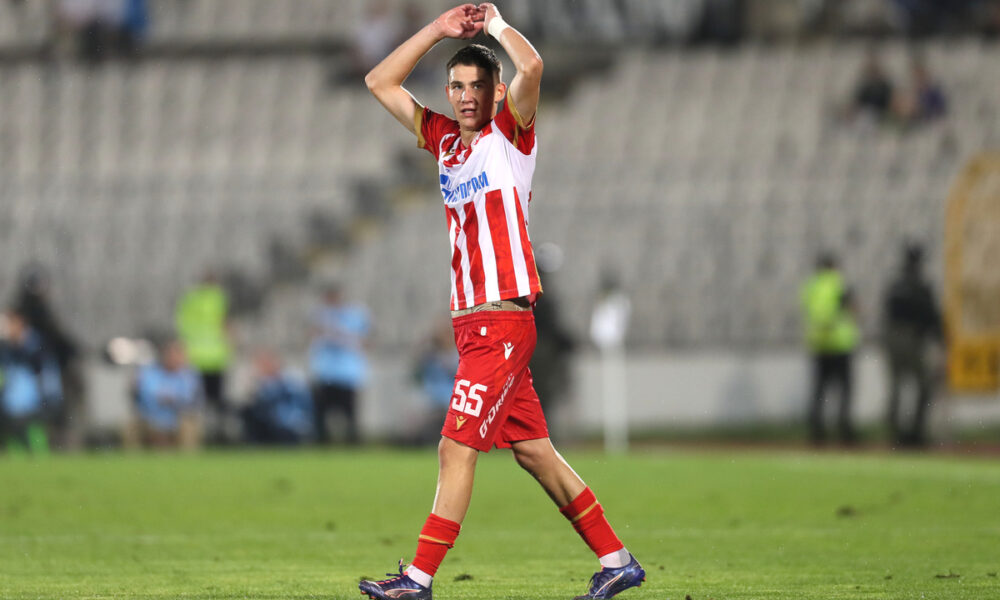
487, 15, 510, 39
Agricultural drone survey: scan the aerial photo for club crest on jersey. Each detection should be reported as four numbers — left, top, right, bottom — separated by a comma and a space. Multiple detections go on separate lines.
440, 171, 490, 205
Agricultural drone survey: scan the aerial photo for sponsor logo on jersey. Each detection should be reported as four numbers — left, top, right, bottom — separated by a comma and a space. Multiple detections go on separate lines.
503, 342, 514, 360
455, 415, 467, 430
440, 171, 490, 204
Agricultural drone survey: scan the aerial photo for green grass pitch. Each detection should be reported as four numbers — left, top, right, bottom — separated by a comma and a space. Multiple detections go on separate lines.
1, 447, 998, 599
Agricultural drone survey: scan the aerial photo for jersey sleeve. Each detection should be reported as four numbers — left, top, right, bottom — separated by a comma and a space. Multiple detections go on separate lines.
415, 106, 456, 159
492, 91, 536, 154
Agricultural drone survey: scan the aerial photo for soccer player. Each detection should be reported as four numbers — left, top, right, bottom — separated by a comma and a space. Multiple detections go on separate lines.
360, 5, 645, 599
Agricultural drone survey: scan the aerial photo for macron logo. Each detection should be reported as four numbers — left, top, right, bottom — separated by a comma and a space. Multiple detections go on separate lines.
440, 171, 489, 205
503, 342, 514, 360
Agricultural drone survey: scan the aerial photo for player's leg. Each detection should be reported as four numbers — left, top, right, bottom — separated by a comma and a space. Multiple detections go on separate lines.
504, 372, 644, 599
511, 438, 631, 562
406, 437, 478, 583
510, 436, 583, 506
359, 437, 475, 600
431, 436, 479, 521
361, 312, 531, 599
511, 438, 645, 598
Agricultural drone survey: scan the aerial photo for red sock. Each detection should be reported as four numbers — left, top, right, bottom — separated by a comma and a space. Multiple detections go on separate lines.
411, 513, 461, 576
559, 487, 624, 558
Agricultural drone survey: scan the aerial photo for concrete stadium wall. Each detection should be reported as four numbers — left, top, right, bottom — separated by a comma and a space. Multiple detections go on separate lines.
84, 348, 1000, 442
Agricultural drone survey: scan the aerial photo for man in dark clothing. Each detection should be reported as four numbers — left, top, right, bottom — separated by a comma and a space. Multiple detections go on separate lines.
851, 50, 894, 122
13, 265, 83, 450
529, 281, 574, 415
882, 244, 944, 447
1, 308, 62, 454
14, 266, 79, 367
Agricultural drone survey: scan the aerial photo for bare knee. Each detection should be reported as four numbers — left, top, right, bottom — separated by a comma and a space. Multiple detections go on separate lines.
513, 438, 555, 477
438, 436, 479, 471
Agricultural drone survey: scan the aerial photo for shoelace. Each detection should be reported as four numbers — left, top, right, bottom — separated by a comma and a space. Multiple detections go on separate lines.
589, 564, 626, 592
376, 561, 408, 586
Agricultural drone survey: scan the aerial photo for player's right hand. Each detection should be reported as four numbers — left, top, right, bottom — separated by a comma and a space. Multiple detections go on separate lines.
433, 4, 485, 39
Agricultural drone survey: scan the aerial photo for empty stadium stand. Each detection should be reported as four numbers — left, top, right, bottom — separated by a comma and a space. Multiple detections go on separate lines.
1, 26, 997, 352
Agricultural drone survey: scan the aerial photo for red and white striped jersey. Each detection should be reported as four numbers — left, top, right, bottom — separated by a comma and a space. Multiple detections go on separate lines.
416, 93, 542, 311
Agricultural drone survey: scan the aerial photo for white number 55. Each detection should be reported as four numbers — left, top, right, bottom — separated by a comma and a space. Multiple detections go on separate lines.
451, 379, 487, 417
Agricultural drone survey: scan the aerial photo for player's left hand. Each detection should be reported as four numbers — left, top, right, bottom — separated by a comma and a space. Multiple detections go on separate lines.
479, 3, 501, 33
434, 4, 485, 39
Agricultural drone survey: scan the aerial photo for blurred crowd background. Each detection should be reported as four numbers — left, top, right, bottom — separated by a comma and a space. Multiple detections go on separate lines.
2, 0, 999, 454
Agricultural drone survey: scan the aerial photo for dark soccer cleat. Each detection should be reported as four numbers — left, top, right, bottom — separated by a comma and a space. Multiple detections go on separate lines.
359, 560, 432, 600
574, 554, 646, 599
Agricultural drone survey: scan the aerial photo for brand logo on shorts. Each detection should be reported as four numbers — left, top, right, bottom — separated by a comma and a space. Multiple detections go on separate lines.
503, 342, 514, 360
455, 415, 467, 430
480, 373, 516, 439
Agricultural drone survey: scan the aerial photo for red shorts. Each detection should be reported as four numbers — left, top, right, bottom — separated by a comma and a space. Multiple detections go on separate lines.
440, 310, 549, 452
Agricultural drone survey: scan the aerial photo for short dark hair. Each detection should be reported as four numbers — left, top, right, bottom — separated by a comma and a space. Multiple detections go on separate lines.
446, 44, 501, 82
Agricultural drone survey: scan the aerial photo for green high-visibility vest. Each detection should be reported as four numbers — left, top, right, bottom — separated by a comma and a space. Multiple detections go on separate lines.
175, 284, 231, 371
800, 269, 859, 354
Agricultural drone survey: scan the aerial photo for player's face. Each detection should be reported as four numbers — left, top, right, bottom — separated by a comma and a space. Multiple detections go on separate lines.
446, 64, 505, 132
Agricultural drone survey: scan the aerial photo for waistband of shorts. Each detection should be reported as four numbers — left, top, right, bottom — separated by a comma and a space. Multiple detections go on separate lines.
451, 297, 532, 320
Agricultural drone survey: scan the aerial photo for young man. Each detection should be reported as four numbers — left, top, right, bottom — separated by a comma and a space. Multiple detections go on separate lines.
361, 5, 645, 599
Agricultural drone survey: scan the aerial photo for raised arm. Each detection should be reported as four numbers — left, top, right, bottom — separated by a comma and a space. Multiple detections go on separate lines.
482, 3, 543, 126
365, 4, 484, 133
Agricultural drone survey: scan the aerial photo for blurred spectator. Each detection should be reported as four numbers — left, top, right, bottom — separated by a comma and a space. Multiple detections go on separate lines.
54, 0, 149, 63
175, 270, 232, 442
309, 284, 371, 445
845, 48, 894, 125
892, 55, 948, 127
590, 275, 631, 352
692, 0, 745, 45
882, 243, 944, 448
410, 319, 458, 445
890, 0, 983, 37
332, 0, 402, 86
241, 350, 313, 446
590, 274, 631, 454
126, 339, 202, 449
530, 244, 576, 415
800, 253, 860, 445
354, 1, 401, 71
13, 264, 85, 450
0, 308, 62, 455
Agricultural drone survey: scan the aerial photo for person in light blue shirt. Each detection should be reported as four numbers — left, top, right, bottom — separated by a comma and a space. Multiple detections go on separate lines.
309, 284, 371, 445
411, 320, 459, 445
243, 350, 313, 445
0, 309, 62, 454
133, 340, 202, 448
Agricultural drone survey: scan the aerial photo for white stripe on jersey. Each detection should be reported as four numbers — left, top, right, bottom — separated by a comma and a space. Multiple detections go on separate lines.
476, 198, 500, 301
504, 187, 531, 297
448, 210, 460, 310
459, 207, 475, 308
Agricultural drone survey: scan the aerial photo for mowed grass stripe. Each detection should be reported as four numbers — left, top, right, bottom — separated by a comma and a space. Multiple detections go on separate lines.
1, 449, 998, 599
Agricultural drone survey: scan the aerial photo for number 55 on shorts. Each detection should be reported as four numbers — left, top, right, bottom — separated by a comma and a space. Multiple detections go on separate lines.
451, 379, 487, 417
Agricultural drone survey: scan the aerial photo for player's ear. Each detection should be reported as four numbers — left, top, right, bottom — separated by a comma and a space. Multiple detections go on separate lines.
494, 81, 507, 103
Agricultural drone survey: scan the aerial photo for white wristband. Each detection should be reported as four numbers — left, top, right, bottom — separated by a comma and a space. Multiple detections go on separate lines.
487, 15, 510, 39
